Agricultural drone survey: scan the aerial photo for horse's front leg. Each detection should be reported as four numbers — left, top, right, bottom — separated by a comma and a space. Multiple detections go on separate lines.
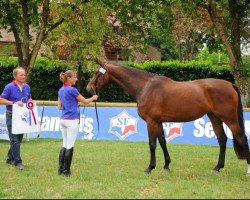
145, 136, 157, 174
145, 120, 158, 174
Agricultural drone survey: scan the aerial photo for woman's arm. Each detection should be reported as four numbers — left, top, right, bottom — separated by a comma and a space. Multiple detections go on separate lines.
58, 97, 63, 110
76, 94, 98, 104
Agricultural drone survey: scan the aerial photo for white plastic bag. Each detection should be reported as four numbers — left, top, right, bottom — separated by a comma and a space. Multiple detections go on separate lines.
12, 102, 39, 134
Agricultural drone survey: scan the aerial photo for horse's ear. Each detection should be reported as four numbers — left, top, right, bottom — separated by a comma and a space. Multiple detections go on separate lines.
95, 58, 106, 68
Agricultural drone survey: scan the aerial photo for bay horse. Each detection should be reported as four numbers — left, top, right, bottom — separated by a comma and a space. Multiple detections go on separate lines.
86, 61, 250, 176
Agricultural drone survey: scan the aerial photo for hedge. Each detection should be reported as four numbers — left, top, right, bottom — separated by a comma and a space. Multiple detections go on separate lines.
0, 57, 234, 102
127, 60, 234, 82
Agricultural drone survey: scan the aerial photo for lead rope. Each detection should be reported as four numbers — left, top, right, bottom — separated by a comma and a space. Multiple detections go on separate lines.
37, 103, 45, 138
92, 70, 104, 140
94, 90, 100, 140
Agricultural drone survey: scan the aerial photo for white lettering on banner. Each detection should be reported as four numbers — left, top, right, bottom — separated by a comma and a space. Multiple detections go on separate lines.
83, 118, 94, 133
193, 118, 206, 138
37, 115, 94, 133
223, 124, 233, 139
0, 114, 9, 140
245, 121, 250, 139
39, 116, 51, 131
206, 122, 214, 138
193, 118, 250, 139
50, 117, 60, 131
79, 115, 94, 133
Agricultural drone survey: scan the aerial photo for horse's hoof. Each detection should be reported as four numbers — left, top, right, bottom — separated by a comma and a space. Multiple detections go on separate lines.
213, 166, 221, 173
144, 170, 150, 175
163, 167, 170, 172
213, 169, 220, 174
144, 166, 155, 174
144, 169, 151, 175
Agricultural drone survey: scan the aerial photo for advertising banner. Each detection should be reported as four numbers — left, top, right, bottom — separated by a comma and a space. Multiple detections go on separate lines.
0, 105, 250, 146
0, 113, 9, 140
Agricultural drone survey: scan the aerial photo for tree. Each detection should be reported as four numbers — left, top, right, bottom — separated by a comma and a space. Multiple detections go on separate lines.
0, 0, 88, 79
182, 0, 250, 92
98, 0, 170, 60
98, 0, 211, 61
46, 0, 112, 90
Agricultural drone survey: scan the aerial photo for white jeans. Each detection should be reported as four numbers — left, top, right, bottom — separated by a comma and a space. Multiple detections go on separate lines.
60, 119, 79, 149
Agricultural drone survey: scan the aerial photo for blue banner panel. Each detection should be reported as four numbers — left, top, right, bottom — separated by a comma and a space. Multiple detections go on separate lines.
1, 105, 250, 146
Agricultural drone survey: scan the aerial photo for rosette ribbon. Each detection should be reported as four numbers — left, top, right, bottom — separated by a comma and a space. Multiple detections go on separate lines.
26, 100, 37, 126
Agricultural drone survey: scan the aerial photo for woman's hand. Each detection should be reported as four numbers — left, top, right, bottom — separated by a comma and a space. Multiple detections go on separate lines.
92, 95, 98, 101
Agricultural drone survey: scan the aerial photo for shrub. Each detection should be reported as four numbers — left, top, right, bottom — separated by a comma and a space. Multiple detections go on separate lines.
0, 57, 234, 102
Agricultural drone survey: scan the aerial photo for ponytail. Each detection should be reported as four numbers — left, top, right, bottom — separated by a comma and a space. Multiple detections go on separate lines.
59, 72, 66, 83
59, 70, 77, 83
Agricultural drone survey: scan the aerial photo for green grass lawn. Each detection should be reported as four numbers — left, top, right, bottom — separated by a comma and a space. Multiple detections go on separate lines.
0, 138, 249, 199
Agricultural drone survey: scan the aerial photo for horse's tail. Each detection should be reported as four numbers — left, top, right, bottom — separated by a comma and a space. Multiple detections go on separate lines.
232, 84, 247, 160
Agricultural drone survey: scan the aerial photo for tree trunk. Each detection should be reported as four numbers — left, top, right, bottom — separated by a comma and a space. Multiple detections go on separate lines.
5, 1, 24, 66
20, 0, 30, 69
190, 31, 197, 61
5, 0, 65, 81
205, 0, 246, 93
26, 0, 50, 80
184, 30, 192, 61
178, 42, 182, 62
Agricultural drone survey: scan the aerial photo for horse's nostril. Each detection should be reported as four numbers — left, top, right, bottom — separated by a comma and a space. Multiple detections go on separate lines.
86, 87, 95, 95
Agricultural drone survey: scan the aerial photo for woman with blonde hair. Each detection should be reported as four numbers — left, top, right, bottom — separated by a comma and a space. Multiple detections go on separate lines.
58, 70, 98, 176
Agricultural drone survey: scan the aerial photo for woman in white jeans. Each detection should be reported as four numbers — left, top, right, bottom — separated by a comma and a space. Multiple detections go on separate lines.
58, 70, 98, 176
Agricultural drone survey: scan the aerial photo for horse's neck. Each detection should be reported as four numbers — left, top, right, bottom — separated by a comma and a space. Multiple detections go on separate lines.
107, 64, 153, 99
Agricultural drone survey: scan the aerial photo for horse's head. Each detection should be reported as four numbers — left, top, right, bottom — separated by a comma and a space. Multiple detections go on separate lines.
86, 65, 109, 94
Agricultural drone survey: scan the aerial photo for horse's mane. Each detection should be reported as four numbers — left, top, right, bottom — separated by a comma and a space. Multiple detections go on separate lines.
107, 63, 156, 78
127, 66, 157, 77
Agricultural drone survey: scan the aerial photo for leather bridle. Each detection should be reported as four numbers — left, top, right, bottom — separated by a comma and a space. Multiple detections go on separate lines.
92, 66, 107, 139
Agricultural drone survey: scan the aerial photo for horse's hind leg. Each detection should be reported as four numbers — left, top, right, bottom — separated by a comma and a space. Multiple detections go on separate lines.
207, 112, 227, 173
157, 125, 171, 172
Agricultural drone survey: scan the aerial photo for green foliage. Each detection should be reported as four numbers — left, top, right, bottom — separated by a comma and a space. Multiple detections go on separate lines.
0, 57, 19, 91
46, 1, 112, 69
128, 60, 234, 82
0, 43, 16, 57
241, 56, 250, 101
0, 57, 72, 100
0, 56, 18, 66
0, 57, 234, 102
147, 14, 178, 60
196, 48, 229, 64
30, 58, 76, 100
